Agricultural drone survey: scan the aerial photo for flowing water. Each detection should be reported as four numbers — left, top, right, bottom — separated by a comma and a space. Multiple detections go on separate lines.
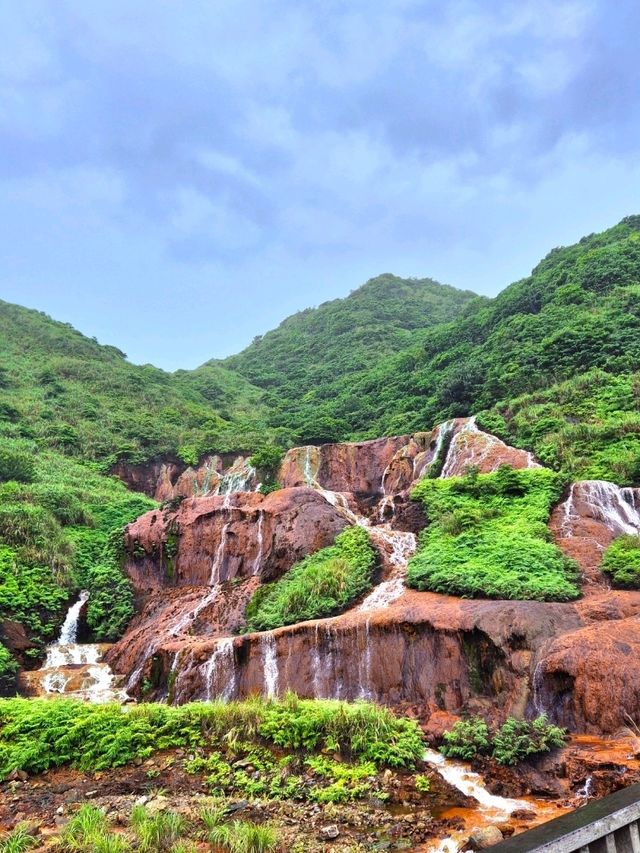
34, 593, 128, 704
262, 634, 279, 699
561, 479, 640, 536
203, 637, 236, 701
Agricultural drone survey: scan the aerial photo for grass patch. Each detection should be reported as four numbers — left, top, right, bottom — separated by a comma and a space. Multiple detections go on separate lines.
407, 466, 580, 601
245, 526, 376, 631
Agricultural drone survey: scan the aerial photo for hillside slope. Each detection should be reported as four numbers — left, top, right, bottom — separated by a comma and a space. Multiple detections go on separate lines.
0, 300, 269, 467
221, 274, 479, 443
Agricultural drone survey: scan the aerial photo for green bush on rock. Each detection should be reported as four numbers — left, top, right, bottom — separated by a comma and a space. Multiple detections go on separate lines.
601, 535, 640, 588
245, 526, 376, 631
407, 467, 580, 601
441, 715, 566, 766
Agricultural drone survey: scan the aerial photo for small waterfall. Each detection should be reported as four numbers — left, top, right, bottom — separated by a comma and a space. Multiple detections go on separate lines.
303, 445, 320, 487
561, 480, 640, 536
577, 776, 594, 799
423, 749, 530, 816
357, 618, 373, 700
378, 462, 395, 522
216, 457, 256, 498
56, 590, 89, 646
38, 593, 128, 703
170, 586, 219, 637
262, 634, 279, 699
312, 624, 324, 698
252, 510, 265, 576
203, 638, 236, 702
209, 521, 231, 584
532, 661, 548, 717
358, 527, 416, 612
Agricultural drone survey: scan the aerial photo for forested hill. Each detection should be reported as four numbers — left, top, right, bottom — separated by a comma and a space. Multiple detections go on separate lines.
0, 300, 269, 468
217, 216, 640, 484
221, 274, 479, 444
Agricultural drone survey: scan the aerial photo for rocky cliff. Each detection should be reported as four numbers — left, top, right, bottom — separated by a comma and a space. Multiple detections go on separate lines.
106, 419, 640, 735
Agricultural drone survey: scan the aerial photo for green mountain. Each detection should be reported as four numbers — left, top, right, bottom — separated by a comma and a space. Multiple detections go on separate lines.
0, 299, 269, 468
218, 217, 640, 483
221, 274, 478, 443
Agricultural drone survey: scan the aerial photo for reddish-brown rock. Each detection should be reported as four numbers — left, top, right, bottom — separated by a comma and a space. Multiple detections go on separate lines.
123, 487, 349, 594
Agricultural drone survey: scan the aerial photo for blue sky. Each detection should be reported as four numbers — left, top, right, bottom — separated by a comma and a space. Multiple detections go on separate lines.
1, 1, 639, 370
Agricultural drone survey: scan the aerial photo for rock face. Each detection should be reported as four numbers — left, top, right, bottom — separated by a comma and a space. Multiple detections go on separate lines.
124, 487, 348, 593
106, 420, 640, 735
112, 454, 258, 502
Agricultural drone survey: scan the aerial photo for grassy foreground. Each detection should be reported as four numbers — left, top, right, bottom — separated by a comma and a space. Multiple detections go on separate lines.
0, 695, 424, 779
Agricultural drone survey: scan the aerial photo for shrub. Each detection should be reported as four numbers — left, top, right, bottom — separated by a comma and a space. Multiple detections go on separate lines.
601, 535, 640, 588
245, 526, 376, 630
440, 717, 490, 761
0, 643, 18, 697
492, 715, 567, 766
0, 442, 35, 484
407, 468, 580, 602
440, 715, 566, 766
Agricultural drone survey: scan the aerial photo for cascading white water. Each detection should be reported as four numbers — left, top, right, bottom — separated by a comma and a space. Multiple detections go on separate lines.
209, 521, 231, 584
423, 748, 530, 815
216, 459, 256, 499
38, 593, 128, 703
203, 637, 236, 701
262, 634, 279, 698
252, 511, 265, 576
439, 417, 540, 479
357, 618, 373, 700
577, 776, 594, 799
303, 445, 319, 487
561, 480, 640, 536
532, 661, 548, 717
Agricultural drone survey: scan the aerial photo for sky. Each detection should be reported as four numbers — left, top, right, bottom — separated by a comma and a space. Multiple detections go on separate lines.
1, 1, 639, 370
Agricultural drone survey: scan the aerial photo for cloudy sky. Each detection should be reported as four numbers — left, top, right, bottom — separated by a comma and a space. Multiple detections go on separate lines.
1, 1, 639, 369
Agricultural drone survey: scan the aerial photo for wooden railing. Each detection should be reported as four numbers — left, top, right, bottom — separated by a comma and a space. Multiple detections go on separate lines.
489, 783, 640, 852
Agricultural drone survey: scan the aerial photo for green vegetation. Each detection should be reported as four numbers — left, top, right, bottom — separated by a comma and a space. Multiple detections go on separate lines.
245, 527, 376, 631
440, 717, 490, 761
0, 694, 424, 779
441, 715, 566, 766
0, 439, 154, 678
0, 298, 271, 467
248, 445, 284, 495
205, 818, 278, 853
0, 823, 38, 853
407, 466, 580, 601
601, 535, 640, 588
479, 369, 640, 485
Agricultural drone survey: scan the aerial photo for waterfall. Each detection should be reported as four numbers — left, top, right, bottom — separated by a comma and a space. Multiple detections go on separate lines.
203, 638, 236, 702
216, 458, 256, 498
532, 661, 548, 717
262, 634, 279, 699
561, 480, 640, 536
209, 521, 231, 584
577, 776, 594, 799
423, 748, 530, 816
38, 592, 128, 703
170, 587, 219, 637
312, 624, 323, 698
357, 618, 373, 700
56, 590, 89, 646
378, 461, 395, 521
303, 445, 319, 487
358, 527, 417, 612
252, 511, 265, 575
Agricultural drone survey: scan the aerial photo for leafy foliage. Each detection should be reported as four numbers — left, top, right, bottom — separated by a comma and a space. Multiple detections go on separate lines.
0, 442, 155, 674
601, 535, 640, 588
440, 717, 490, 761
245, 526, 376, 630
491, 716, 567, 766
407, 467, 580, 601
440, 715, 566, 766
0, 694, 424, 780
